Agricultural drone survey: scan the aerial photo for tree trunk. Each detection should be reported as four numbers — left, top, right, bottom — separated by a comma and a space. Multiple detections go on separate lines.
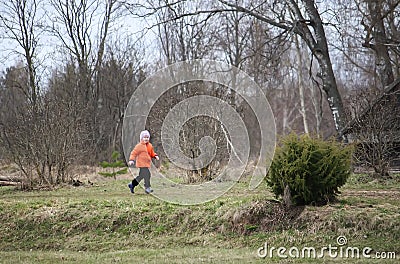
300, 0, 346, 133
365, 0, 394, 87
294, 35, 309, 134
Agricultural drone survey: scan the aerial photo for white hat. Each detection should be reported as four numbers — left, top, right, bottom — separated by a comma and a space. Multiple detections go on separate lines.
140, 130, 150, 141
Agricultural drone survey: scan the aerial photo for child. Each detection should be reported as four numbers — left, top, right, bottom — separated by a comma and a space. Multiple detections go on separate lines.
128, 130, 159, 194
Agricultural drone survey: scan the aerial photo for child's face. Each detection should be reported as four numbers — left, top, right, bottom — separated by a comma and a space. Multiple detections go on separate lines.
142, 136, 150, 143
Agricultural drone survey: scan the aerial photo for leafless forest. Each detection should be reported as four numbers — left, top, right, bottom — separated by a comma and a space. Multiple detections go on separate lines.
0, 0, 399, 186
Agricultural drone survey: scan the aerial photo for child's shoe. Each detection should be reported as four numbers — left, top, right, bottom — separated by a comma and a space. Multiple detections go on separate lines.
128, 183, 134, 193
145, 187, 153, 194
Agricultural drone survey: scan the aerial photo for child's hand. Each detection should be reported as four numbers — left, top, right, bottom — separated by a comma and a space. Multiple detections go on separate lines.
155, 156, 160, 161
128, 160, 135, 166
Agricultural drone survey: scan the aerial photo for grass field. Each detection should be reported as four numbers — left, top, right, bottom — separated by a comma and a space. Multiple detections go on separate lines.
0, 172, 399, 263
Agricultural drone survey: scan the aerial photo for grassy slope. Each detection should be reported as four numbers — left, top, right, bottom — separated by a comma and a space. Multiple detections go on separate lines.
0, 174, 399, 263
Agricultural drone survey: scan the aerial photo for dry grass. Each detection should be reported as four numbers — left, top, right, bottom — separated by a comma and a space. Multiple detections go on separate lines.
0, 166, 398, 263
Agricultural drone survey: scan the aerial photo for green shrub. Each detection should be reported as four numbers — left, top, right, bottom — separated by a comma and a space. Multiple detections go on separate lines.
99, 151, 128, 180
267, 133, 353, 206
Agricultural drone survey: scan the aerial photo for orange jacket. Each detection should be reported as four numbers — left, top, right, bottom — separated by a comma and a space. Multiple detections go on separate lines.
129, 142, 157, 168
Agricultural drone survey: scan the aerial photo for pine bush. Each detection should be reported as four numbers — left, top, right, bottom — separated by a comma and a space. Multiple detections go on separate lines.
99, 151, 128, 180
267, 133, 352, 206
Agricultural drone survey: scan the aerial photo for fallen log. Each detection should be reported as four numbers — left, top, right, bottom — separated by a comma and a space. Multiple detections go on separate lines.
0, 180, 21, 186
0, 175, 23, 182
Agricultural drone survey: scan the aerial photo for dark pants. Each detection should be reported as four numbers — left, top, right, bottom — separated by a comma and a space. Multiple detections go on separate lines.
132, 167, 151, 188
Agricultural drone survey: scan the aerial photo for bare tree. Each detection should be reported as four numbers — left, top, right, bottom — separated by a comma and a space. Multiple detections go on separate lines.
347, 81, 400, 177
332, 0, 399, 87
97, 40, 147, 156
153, 0, 218, 64
359, 0, 398, 87
0, 0, 46, 186
0, 59, 94, 187
241, 17, 325, 135
151, 1, 228, 182
48, 0, 122, 159
137, 0, 348, 133
325, 0, 400, 177
0, 0, 43, 109
214, 0, 347, 133
0, 65, 31, 177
